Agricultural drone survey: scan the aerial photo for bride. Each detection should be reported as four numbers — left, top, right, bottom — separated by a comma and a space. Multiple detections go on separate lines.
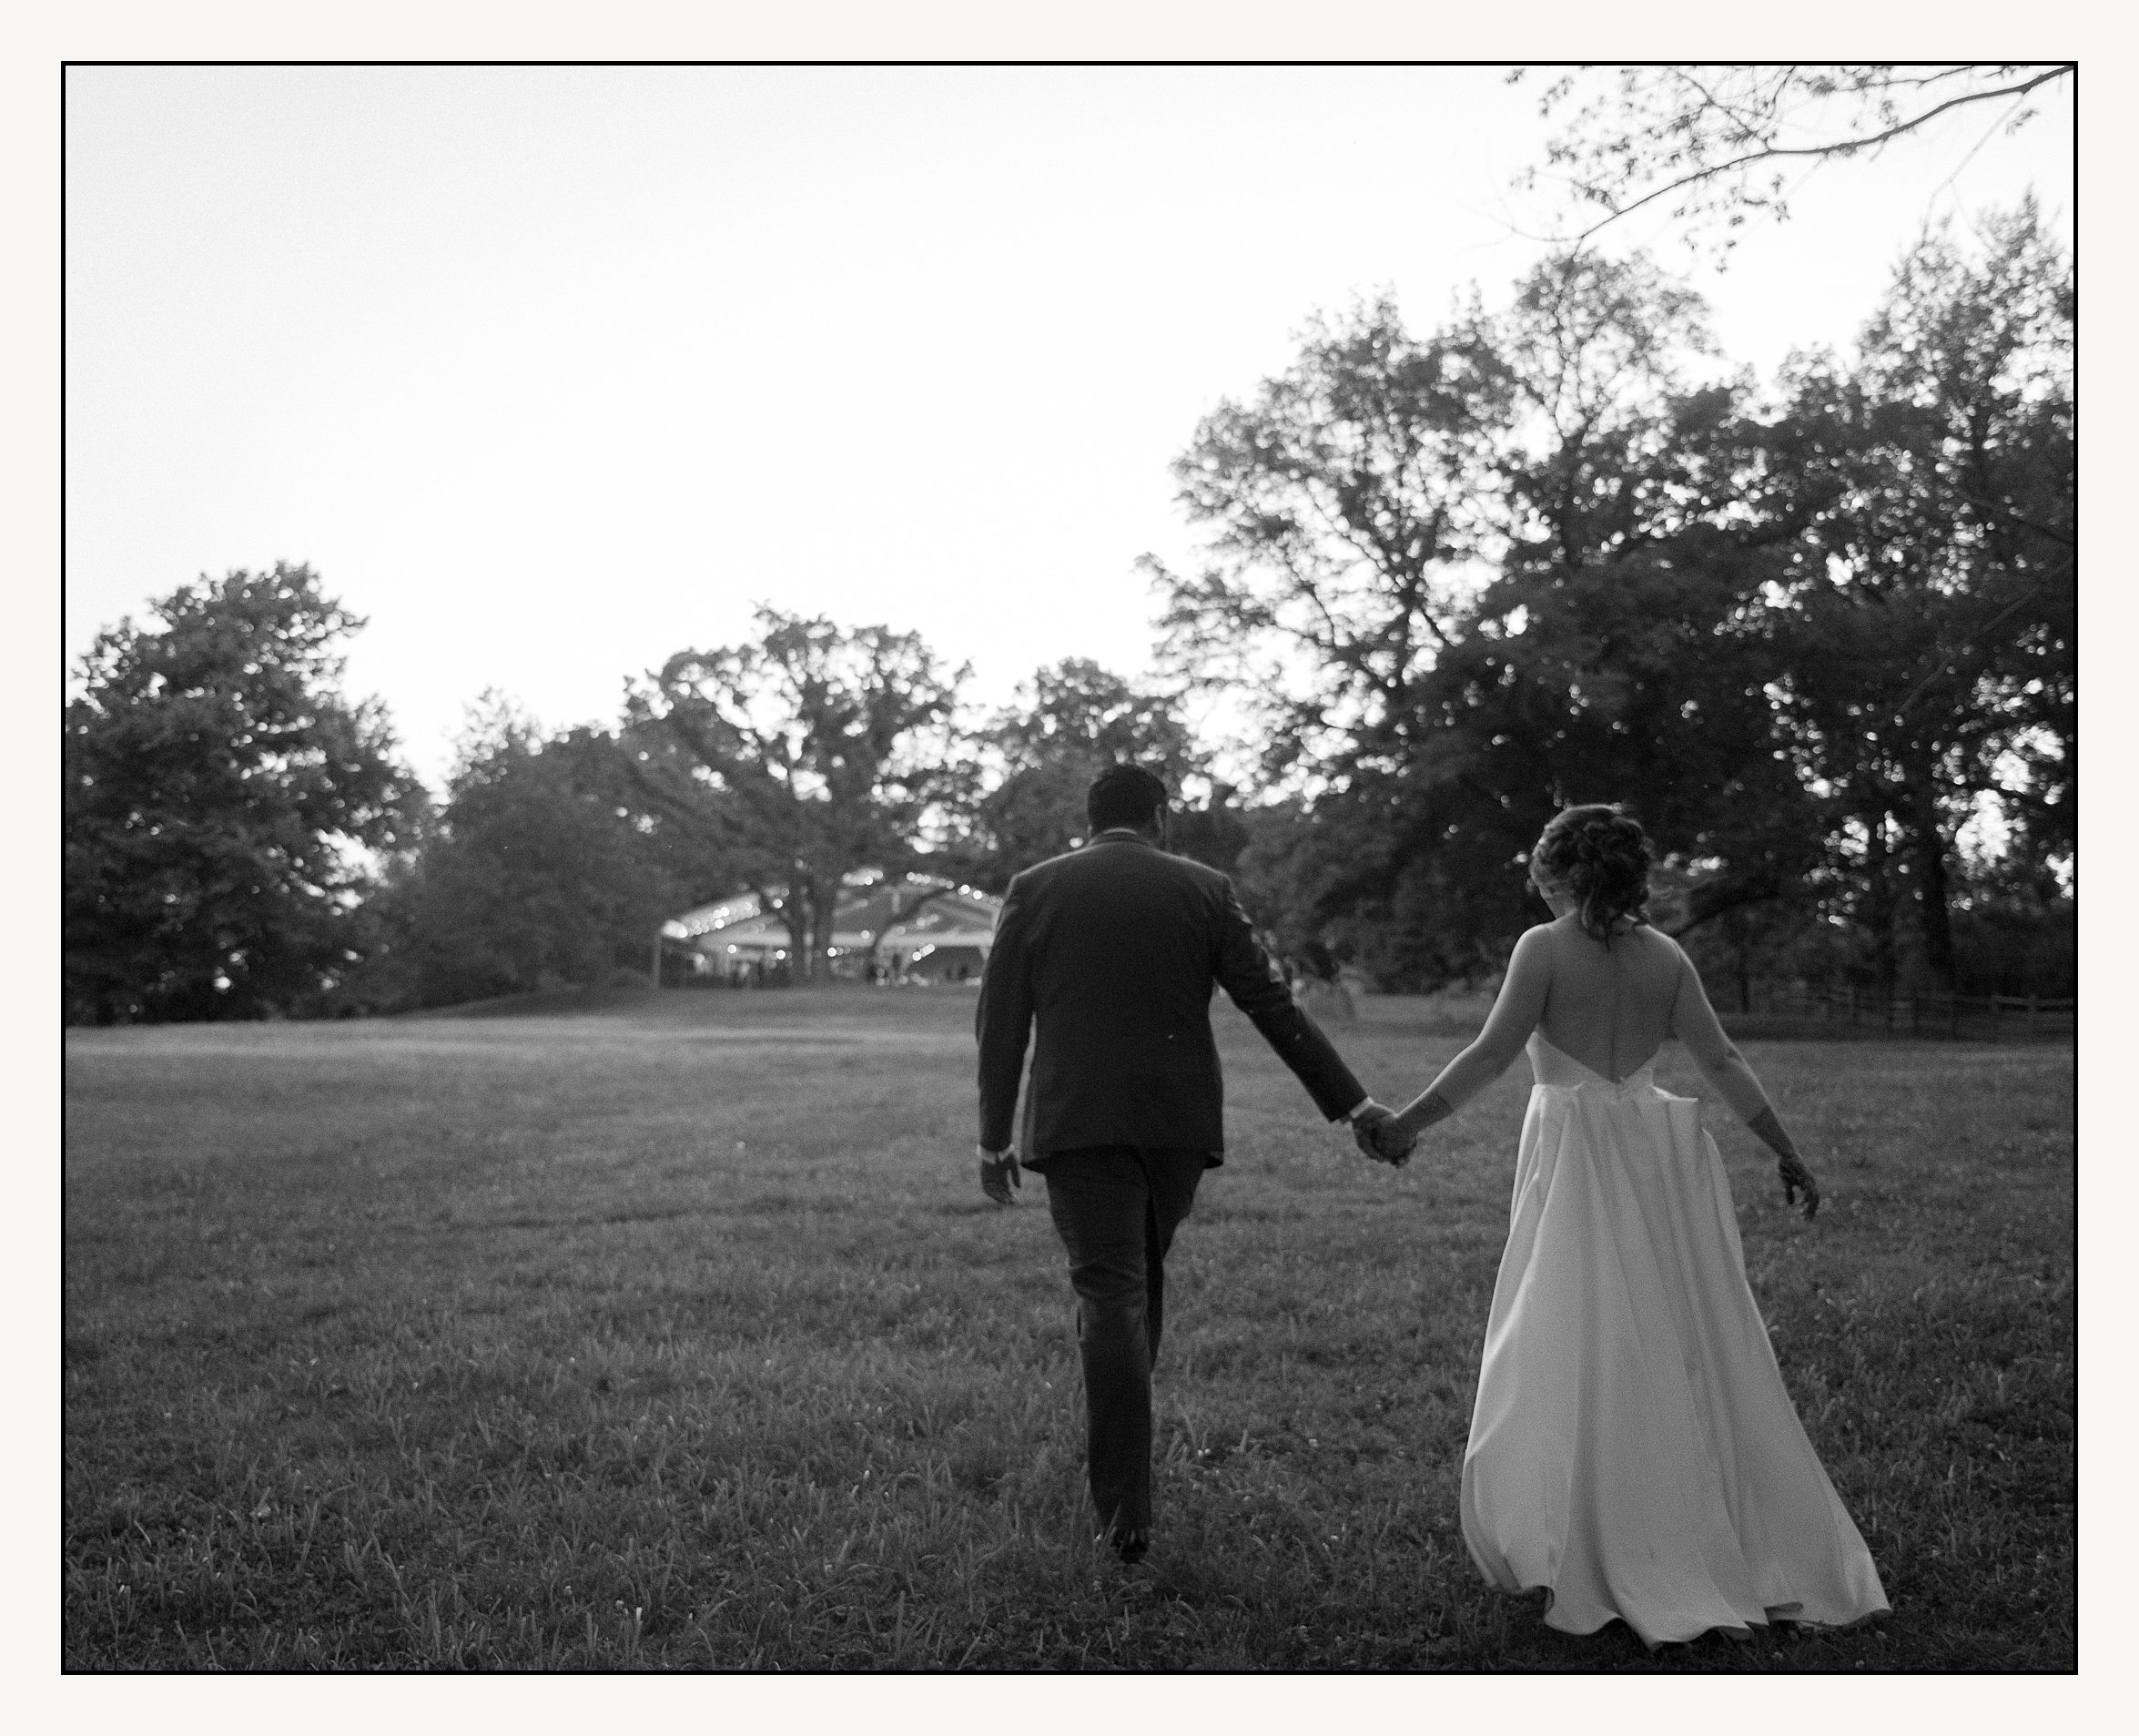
1362, 805, 1889, 1648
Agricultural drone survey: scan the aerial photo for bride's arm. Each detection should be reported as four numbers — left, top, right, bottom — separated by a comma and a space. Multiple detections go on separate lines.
1386, 926, 1554, 1142
1671, 947, 1821, 1218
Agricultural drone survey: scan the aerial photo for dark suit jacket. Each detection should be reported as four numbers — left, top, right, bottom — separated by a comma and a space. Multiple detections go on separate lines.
975, 831, 1365, 1167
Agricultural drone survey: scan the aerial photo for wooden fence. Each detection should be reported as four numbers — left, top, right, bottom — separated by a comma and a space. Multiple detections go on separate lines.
1719, 987, 2075, 1042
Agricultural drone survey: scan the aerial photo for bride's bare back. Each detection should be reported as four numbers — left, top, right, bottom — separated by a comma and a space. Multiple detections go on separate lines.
1410, 915, 1773, 1127
1532, 916, 1685, 1082
1367, 804, 1818, 1218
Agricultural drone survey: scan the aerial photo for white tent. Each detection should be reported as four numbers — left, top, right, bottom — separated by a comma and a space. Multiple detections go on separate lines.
664, 870, 1001, 980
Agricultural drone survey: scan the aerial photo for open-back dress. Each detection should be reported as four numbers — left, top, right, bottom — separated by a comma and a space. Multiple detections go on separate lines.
1455, 938, 1888, 1648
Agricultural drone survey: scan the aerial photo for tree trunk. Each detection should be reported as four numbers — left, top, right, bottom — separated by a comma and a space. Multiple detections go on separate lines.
761, 881, 809, 980
860, 883, 954, 975
807, 873, 841, 980
791, 892, 818, 980
1860, 810, 1900, 1001
1907, 799, 1958, 995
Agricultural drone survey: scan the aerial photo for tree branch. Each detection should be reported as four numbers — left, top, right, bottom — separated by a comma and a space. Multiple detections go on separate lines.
1560, 66, 2070, 248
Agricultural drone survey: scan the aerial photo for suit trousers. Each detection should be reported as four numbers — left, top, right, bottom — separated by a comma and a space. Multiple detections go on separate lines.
1041, 1145, 1207, 1540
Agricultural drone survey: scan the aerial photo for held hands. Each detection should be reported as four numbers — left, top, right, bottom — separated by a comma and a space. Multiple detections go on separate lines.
978, 1145, 1022, 1205
1350, 1101, 1415, 1168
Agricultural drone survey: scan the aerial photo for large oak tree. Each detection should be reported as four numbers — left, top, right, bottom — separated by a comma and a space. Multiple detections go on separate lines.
625, 608, 968, 979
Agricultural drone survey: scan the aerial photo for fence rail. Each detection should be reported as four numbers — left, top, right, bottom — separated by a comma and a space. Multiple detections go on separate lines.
1718, 987, 2075, 1042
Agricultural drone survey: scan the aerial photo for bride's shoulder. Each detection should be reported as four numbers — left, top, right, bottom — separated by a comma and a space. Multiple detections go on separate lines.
1509, 919, 1566, 963
1633, 924, 1689, 965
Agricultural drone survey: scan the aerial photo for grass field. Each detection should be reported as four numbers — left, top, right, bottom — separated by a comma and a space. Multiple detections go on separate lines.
63, 984, 2074, 1671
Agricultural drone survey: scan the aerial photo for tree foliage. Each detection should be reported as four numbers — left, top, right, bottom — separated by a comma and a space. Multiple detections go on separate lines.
1144, 298, 1513, 782
1156, 259, 1811, 984
966, 658, 1205, 887
358, 702, 713, 1010
64, 563, 422, 1023
625, 609, 968, 977
1437, 252, 1826, 939
1761, 202, 2073, 990
1158, 215, 2073, 996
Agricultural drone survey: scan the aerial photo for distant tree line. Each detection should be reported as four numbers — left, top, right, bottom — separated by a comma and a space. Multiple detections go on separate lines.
63, 208, 2072, 1022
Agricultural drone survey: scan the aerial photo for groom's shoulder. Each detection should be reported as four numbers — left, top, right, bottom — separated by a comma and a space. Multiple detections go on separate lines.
1165, 851, 1231, 894
1009, 844, 1087, 887
1112, 842, 1229, 894
1003, 847, 1087, 902
1019, 840, 1226, 896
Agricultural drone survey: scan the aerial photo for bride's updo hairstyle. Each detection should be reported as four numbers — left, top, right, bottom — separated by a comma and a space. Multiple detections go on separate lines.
1534, 804, 1653, 943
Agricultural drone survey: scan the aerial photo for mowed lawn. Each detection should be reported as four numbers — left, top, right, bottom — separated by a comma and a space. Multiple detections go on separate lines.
63, 985, 2074, 1671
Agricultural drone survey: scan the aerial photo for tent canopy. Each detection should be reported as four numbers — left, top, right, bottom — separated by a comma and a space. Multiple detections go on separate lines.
665, 870, 1001, 962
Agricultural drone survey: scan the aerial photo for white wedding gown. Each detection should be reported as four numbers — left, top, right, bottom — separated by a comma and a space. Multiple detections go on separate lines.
1458, 1031, 1890, 1648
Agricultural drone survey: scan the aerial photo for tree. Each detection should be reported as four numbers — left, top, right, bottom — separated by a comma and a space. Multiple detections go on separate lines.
1144, 296, 1515, 787
1137, 297, 1536, 983
1433, 252, 1829, 939
64, 563, 422, 1023
1516, 65, 2073, 257
1227, 797, 1447, 987
1150, 224, 2070, 994
967, 658, 1205, 887
1759, 204, 2074, 993
360, 701, 714, 1010
1862, 199, 2074, 867
1151, 259, 1821, 988
624, 608, 968, 979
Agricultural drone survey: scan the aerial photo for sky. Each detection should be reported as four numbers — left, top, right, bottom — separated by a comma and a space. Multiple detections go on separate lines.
64, 64, 2074, 795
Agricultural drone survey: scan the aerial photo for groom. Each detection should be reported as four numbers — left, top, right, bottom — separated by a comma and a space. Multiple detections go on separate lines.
973, 763, 1400, 1564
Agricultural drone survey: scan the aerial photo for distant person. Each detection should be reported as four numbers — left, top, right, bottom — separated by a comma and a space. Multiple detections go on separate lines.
973, 764, 1399, 1566
1358, 805, 1888, 1648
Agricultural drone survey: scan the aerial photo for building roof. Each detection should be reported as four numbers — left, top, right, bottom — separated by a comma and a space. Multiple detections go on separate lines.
664, 870, 1001, 956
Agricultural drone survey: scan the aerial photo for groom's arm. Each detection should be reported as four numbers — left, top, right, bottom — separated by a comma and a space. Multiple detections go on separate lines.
974, 875, 1036, 1152
1210, 878, 1367, 1122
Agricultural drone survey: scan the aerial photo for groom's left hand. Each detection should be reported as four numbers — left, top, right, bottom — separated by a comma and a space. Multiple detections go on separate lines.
978, 1145, 1022, 1204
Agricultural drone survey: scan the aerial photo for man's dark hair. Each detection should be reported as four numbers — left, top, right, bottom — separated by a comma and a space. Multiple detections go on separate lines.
1087, 763, 1170, 833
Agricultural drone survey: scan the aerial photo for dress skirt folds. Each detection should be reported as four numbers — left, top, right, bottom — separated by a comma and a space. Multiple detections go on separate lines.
1458, 1036, 1889, 1648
